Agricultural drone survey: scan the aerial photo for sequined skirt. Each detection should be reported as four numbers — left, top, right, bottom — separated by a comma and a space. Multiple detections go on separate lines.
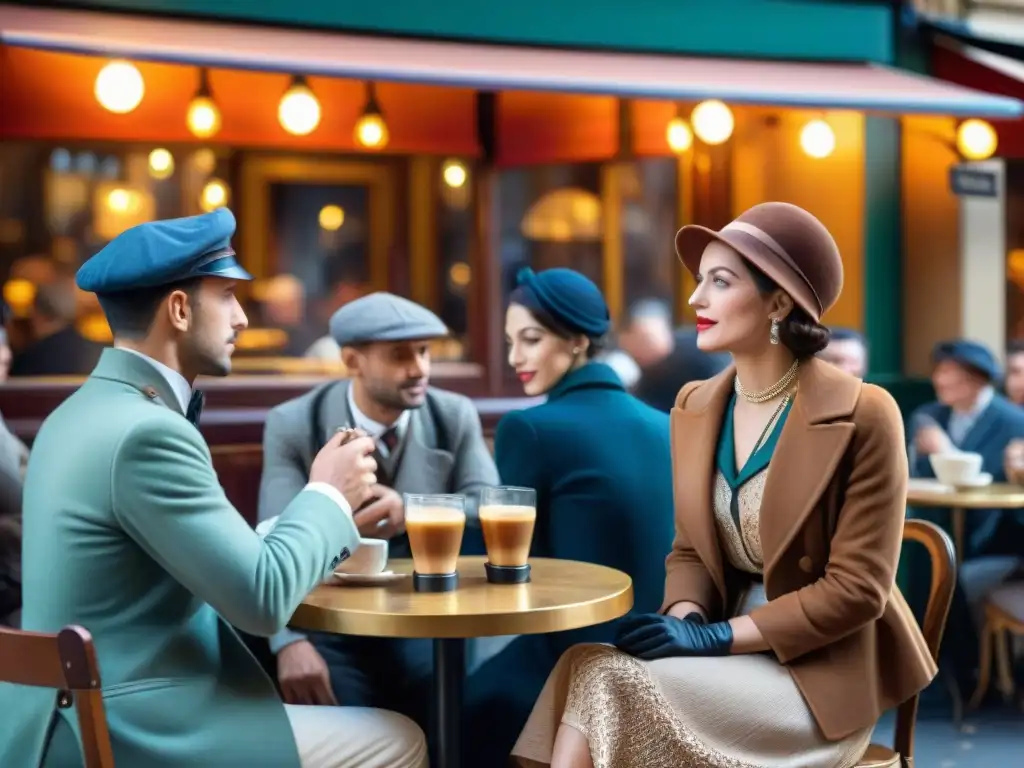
511, 639, 873, 768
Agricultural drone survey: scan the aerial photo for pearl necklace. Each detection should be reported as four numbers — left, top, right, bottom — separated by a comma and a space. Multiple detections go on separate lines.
735, 360, 799, 404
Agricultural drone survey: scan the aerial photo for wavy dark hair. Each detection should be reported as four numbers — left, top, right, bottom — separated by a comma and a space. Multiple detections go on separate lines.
507, 285, 605, 359
744, 264, 830, 359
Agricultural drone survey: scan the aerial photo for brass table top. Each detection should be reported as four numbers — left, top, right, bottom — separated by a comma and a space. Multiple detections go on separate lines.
291, 556, 634, 639
906, 480, 1024, 509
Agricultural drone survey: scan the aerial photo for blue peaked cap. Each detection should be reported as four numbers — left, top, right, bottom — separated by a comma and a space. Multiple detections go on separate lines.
76, 208, 252, 294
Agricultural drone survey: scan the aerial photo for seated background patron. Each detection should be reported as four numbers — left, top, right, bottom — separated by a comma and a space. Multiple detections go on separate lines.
906, 339, 1024, 696
258, 292, 499, 728
818, 326, 867, 378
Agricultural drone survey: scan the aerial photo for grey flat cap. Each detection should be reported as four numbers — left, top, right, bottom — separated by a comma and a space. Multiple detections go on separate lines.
329, 292, 448, 347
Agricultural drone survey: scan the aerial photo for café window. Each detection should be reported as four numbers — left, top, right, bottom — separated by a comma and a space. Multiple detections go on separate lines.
1, 143, 485, 369
498, 163, 604, 298
618, 157, 680, 312
0, 142, 234, 345
434, 158, 474, 362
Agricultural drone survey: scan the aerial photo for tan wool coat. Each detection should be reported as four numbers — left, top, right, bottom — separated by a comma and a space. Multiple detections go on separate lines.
662, 357, 936, 740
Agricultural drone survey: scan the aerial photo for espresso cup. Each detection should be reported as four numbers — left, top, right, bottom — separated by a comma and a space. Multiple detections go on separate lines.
334, 537, 389, 575
404, 493, 466, 592
479, 486, 537, 584
929, 451, 983, 487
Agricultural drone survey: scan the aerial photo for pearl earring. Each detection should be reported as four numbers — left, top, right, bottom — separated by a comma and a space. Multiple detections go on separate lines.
769, 318, 780, 345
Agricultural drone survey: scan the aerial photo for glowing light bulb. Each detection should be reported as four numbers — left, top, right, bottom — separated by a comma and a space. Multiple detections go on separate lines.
95, 60, 144, 114
957, 119, 998, 161
355, 113, 389, 149
666, 117, 694, 153
799, 119, 836, 159
200, 179, 229, 212
147, 148, 175, 180
278, 79, 321, 136
318, 205, 345, 231
691, 100, 734, 145
442, 160, 467, 188
187, 96, 222, 139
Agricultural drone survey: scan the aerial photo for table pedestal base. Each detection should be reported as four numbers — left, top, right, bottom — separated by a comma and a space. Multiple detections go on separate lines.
431, 638, 465, 768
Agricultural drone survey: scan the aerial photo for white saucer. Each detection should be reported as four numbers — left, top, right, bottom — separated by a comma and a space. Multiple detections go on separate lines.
330, 570, 408, 587
952, 472, 993, 489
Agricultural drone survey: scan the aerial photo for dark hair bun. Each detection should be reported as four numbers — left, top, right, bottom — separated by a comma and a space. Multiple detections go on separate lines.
779, 310, 831, 359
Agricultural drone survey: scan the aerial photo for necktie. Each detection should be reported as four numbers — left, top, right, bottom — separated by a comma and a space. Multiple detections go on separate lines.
186, 390, 205, 428
379, 426, 399, 454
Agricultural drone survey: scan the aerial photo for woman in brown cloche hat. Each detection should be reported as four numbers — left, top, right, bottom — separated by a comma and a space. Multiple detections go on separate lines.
512, 203, 936, 768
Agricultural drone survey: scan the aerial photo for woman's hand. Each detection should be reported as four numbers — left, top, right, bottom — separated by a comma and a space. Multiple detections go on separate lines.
614, 612, 733, 660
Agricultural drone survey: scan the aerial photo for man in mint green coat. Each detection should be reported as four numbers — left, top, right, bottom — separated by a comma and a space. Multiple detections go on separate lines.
0, 209, 427, 768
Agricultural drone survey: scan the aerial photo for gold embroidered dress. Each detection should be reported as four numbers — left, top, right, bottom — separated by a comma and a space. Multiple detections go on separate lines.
512, 394, 874, 768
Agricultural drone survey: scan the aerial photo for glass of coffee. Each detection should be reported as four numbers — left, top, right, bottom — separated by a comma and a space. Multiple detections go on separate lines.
404, 493, 466, 592
479, 486, 537, 584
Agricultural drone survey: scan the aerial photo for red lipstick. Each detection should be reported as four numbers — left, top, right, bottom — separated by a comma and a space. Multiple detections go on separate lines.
517, 371, 536, 384
695, 316, 718, 332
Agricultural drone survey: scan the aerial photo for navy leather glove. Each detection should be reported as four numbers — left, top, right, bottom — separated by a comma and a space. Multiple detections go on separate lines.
614, 612, 733, 660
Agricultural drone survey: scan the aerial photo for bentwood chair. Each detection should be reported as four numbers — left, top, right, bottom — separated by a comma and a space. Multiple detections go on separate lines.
855, 519, 957, 768
0, 624, 114, 767
968, 580, 1024, 710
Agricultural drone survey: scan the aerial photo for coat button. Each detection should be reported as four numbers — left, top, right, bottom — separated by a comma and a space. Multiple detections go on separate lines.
798, 556, 814, 573
143, 386, 158, 398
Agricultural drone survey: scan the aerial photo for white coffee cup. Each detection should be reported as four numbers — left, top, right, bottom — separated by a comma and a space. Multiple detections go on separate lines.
334, 537, 389, 575
929, 451, 983, 487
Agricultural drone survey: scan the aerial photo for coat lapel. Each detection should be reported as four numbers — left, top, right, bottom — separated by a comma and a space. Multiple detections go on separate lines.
317, 381, 354, 449
759, 359, 858, 575
392, 405, 454, 494
670, 368, 735, 600
959, 397, 1001, 454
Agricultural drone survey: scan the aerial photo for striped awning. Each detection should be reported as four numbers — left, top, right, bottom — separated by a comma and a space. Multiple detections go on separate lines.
1, 3, 1021, 117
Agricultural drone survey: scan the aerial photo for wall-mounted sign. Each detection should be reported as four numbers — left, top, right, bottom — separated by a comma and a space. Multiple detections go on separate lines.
950, 166, 999, 198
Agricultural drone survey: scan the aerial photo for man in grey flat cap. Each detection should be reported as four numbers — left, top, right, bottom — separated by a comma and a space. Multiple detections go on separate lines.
258, 292, 499, 727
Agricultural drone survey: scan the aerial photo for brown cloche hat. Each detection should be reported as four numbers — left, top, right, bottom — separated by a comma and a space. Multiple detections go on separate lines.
674, 202, 843, 322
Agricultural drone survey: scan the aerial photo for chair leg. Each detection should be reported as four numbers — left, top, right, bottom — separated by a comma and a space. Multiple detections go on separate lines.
968, 618, 995, 710
994, 624, 1016, 704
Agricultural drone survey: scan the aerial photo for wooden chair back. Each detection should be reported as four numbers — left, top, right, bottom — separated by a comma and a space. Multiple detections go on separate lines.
892, 519, 957, 766
0, 624, 114, 767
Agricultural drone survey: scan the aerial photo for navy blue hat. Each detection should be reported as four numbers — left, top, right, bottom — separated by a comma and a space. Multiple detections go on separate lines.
932, 339, 1001, 382
76, 208, 252, 294
514, 267, 610, 337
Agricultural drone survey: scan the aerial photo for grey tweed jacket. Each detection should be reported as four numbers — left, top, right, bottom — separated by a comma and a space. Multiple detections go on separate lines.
258, 379, 500, 653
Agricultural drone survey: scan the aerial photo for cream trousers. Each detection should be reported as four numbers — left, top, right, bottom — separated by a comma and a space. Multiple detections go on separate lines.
285, 704, 428, 768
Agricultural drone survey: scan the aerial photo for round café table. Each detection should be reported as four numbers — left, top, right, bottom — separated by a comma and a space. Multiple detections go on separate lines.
906, 480, 1024, 565
291, 556, 633, 768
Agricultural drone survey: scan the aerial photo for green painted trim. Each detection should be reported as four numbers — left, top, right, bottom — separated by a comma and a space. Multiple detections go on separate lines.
863, 116, 903, 376
858, 26, 932, 378
51, 0, 895, 62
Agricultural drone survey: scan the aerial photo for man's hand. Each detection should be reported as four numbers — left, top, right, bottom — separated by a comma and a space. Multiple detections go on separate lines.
309, 430, 378, 509
354, 484, 405, 539
915, 425, 953, 457
277, 640, 338, 706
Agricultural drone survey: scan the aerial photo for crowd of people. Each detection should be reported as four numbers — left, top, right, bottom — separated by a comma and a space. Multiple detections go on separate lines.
0, 200, 1020, 767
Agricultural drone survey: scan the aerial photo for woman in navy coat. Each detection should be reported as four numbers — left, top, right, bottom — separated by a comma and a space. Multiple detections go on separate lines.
463, 267, 677, 765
